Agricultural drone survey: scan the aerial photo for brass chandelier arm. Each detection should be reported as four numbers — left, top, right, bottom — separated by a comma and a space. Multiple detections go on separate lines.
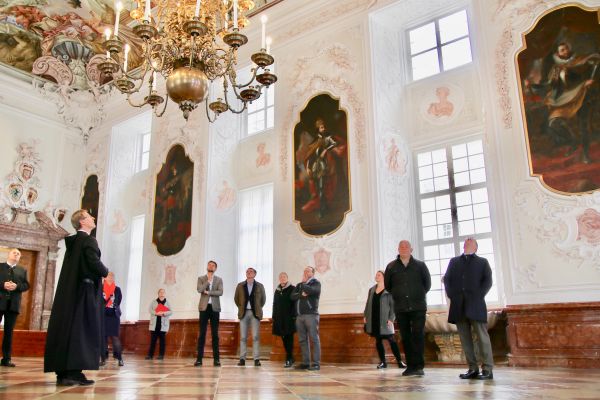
222, 85, 248, 114
154, 93, 170, 117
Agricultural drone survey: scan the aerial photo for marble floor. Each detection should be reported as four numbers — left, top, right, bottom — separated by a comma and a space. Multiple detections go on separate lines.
1, 357, 600, 399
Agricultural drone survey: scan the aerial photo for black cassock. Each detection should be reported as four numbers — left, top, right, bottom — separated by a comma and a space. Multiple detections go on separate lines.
44, 231, 109, 373
272, 284, 296, 336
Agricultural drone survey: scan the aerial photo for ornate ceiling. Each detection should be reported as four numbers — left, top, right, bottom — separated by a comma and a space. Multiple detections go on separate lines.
0, 0, 273, 90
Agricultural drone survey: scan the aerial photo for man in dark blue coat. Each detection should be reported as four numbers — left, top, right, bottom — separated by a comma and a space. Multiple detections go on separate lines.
443, 238, 494, 380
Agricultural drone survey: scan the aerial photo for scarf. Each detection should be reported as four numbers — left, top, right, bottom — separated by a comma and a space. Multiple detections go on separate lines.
103, 281, 116, 308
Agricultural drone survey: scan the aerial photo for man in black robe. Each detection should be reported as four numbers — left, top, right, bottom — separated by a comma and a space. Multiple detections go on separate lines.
44, 209, 109, 386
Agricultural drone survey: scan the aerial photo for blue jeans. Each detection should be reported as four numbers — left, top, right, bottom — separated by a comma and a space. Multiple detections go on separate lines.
239, 310, 260, 360
296, 314, 320, 366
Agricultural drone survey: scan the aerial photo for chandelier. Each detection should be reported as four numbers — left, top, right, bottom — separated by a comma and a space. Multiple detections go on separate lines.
99, 0, 277, 121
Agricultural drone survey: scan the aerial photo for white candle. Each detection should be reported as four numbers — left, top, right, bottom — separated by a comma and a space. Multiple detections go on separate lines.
124, 44, 130, 73
104, 28, 111, 41
144, 0, 151, 20
194, 0, 201, 17
233, 0, 238, 29
114, 2, 122, 37
266, 36, 272, 54
106, 51, 110, 59
261, 15, 267, 49
152, 71, 157, 90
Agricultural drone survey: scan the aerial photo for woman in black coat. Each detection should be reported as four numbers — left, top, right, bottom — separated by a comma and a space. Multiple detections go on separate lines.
101, 272, 124, 366
272, 272, 296, 368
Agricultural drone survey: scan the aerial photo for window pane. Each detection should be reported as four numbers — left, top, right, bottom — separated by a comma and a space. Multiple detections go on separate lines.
420, 179, 434, 194
467, 140, 483, 155
424, 245, 440, 260
433, 162, 448, 177
439, 243, 455, 259
412, 49, 440, 81
440, 258, 452, 275
423, 226, 438, 241
267, 106, 274, 129
421, 197, 436, 212
473, 203, 490, 219
474, 217, 491, 233
430, 276, 443, 291
457, 205, 473, 221
459, 220, 474, 236
428, 259, 441, 275
438, 224, 453, 239
432, 149, 447, 163
468, 154, 484, 169
452, 143, 467, 159
141, 152, 149, 171
267, 85, 274, 106
454, 171, 470, 187
427, 290, 443, 306
435, 195, 450, 210
455, 191, 471, 206
439, 10, 469, 44
422, 211, 437, 227
441, 37, 472, 71
453, 157, 468, 173
418, 152, 432, 167
471, 188, 488, 203
478, 238, 494, 254
437, 209, 452, 224
409, 22, 437, 54
247, 95, 264, 113
470, 167, 486, 184
142, 133, 151, 152
419, 165, 433, 180
434, 176, 449, 191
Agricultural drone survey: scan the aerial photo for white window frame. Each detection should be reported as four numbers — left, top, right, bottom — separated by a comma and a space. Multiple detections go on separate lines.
136, 132, 151, 172
415, 138, 498, 307
243, 64, 275, 137
407, 8, 473, 81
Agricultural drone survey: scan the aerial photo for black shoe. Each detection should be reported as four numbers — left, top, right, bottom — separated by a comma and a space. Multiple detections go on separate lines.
307, 364, 320, 371
79, 378, 95, 386
57, 378, 79, 386
377, 362, 387, 369
99, 360, 106, 366
284, 359, 294, 368
477, 370, 493, 380
0, 359, 15, 367
214, 360, 221, 367
194, 359, 203, 367
157, 355, 164, 360
294, 364, 309, 370
402, 368, 424, 376
237, 359, 245, 366
459, 369, 480, 379
145, 355, 153, 360
413, 369, 424, 376
118, 359, 124, 367
254, 359, 261, 367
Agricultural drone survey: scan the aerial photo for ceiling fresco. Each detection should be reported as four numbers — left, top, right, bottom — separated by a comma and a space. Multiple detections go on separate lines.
0, 0, 273, 89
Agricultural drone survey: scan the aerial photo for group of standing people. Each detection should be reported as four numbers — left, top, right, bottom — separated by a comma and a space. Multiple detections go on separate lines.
365, 239, 494, 380
194, 263, 322, 371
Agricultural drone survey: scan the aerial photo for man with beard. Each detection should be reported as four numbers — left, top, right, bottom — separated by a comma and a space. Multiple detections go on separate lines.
526, 41, 599, 163
44, 210, 109, 386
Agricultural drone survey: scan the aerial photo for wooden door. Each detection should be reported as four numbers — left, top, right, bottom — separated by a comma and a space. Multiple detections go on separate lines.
1, 247, 36, 330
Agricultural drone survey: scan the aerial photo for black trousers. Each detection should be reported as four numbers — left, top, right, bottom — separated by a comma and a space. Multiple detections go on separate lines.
375, 334, 402, 364
396, 310, 426, 370
196, 304, 220, 361
0, 310, 17, 361
148, 331, 166, 357
281, 334, 294, 361
103, 336, 123, 360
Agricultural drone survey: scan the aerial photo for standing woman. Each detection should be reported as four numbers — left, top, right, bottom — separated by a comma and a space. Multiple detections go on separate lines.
146, 289, 172, 360
364, 270, 405, 369
101, 272, 124, 366
272, 272, 296, 368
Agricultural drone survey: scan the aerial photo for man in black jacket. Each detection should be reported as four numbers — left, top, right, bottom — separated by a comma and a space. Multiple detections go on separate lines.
0, 248, 30, 367
443, 238, 494, 380
44, 210, 109, 386
384, 240, 431, 376
291, 266, 321, 371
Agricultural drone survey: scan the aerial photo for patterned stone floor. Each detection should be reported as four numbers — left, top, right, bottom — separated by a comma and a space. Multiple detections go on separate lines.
1, 357, 600, 399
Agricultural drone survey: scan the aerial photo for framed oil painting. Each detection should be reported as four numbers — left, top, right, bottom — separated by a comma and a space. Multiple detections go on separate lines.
153, 144, 194, 256
81, 174, 99, 237
293, 93, 350, 236
517, 4, 600, 194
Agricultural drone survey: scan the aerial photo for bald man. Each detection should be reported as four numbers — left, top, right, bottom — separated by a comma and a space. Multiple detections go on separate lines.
384, 240, 431, 376
0, 248, 30, 367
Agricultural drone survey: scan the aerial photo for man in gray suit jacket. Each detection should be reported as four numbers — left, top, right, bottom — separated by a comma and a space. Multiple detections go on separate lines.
195, 260, 223, 367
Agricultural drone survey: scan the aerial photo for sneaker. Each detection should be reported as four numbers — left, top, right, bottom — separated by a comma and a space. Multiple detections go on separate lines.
307, 364, 320, 371
237, 359, 245, 366
377, 362, 387, 369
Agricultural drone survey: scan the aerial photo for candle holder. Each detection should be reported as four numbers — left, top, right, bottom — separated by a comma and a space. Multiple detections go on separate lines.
251, 49, 274, 68
133, 20, 158, 40
184, 18, 208, 37
223, 29, 248, 48
256, 69, 277, 86
209, 98, 228, 114
115, 77, 135, 93
240, 86, 260, 102
145, 92, 164, 108
98, 60, 118, 77
103, 38, 124, 54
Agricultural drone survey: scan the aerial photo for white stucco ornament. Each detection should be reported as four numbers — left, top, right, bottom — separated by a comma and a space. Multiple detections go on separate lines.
1, 141, 43, 213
